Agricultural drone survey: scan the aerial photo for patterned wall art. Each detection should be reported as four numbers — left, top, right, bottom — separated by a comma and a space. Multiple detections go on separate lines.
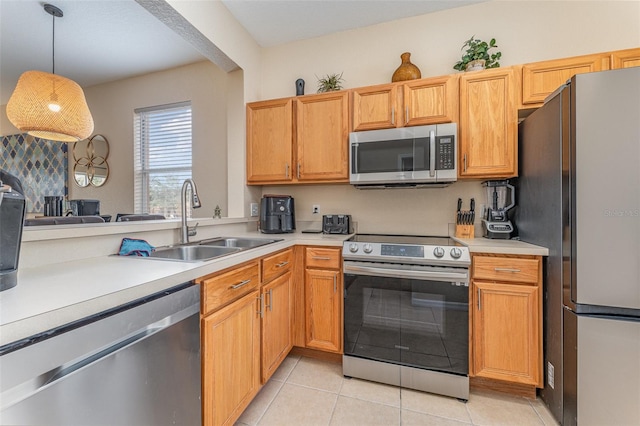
1, 133, 68, 213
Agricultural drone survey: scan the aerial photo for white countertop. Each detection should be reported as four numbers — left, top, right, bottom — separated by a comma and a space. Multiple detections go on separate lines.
0, 231, 347, 348
0, 231, 546, 348
453, 237, 549, 256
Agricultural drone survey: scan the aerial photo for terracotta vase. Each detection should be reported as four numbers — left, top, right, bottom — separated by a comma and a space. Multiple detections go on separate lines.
392, 52, 422, 82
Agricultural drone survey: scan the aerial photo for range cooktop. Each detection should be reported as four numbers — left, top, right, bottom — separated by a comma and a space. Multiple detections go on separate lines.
342, 234, 470, 266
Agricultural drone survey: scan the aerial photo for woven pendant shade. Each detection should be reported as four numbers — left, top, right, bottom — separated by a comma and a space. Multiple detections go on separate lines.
6, 70, 94, 143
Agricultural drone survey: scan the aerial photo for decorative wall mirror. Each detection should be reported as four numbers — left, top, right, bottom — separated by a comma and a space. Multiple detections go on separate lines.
73, 134, 110, 187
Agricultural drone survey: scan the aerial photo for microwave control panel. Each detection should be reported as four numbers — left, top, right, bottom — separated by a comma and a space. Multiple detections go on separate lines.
436, 136, 455, 170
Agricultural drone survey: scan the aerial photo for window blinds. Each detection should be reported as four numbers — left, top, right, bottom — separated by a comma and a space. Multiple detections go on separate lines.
133, 102, 192, 217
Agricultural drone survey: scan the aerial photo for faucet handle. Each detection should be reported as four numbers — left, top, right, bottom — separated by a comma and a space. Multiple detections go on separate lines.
188, 222, 199, 237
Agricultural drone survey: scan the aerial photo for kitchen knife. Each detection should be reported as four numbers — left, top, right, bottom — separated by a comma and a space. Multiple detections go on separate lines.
457, 198, 462, 224
470, 198, 475, 224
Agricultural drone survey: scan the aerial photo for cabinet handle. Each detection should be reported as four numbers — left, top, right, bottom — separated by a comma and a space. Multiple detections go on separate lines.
285, 163, 290, 178
276, 261, 289, 268
477, 287, 481, 311
405, 106, 409, 125
266, 289, 273, 311
463, 154, 467, 172
494, 268, 521, 273
391, 107, 395, 125
297, 163, 301, 179
257, 294, 264, 318
333, 274, 337, 293
229, 279, 251, 289
312, 256, 331, 260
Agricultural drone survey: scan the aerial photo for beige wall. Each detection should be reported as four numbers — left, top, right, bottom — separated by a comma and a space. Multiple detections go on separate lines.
260, 1, 640, 99
257, 0, 640, 234
72, 60, 229, 218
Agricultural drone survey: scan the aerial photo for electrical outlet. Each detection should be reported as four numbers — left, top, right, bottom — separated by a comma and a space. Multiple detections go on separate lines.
312, 204, 320, 214
547, 362, 555, 389
250, 203, 259, 217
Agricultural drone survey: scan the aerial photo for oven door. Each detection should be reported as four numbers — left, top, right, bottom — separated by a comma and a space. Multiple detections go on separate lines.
343, 261, 469, 376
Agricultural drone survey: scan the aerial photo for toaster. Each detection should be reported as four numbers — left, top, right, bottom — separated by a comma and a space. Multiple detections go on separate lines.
322, 214, 352, 234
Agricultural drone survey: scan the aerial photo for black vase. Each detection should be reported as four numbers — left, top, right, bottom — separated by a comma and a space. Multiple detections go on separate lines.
295, 79, 305, 96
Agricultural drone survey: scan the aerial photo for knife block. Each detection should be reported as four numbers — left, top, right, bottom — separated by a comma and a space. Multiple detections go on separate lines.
455, 224, 475, 239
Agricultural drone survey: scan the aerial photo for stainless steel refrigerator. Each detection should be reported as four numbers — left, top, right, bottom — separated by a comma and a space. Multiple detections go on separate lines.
517, 67, 640, 426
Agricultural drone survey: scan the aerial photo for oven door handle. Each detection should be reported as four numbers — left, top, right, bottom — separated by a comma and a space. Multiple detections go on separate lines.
344, 263, 468, 282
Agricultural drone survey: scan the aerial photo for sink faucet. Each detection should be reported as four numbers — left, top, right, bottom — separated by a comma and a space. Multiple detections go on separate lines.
180, 179, 201, 244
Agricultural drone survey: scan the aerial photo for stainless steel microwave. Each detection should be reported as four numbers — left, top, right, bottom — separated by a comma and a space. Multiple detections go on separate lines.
349, 123, 457, 188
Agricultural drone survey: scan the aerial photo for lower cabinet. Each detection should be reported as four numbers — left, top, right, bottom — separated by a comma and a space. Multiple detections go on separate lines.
304, 247, 343, 353
262, 250, 293, 383
471, 254, 543, 388
202, 290, 261, 426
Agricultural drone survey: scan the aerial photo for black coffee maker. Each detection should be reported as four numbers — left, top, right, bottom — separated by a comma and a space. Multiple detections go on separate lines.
0, 170, 26, 291
259, 195, 295, 233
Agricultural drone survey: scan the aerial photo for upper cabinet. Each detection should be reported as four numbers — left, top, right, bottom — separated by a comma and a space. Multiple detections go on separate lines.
351, 83, 398, 131
351, 75, 458, 131
246, 92, 349, 185
246, 98, 294, 184
521, 53, 609, 107
247, 47, 639, 184
610, 47, 640, 69
295, 91, 349, 182
403, 75, 459, 127
459, 67, 518, 178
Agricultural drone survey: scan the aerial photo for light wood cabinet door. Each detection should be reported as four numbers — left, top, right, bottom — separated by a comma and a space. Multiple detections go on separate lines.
610, 47, 640, 69
472, 281, 541, 386
521, 53, 609, 106
352, 83, 399, 131
351, 76, 459, 131
459, 67, 518, 178
246, 98, 294, 184
202, 290, 261, 426
403, 75, 458, 126
295, 91, 349, 182
305, 268, 343, 353
261, 271, 293, 383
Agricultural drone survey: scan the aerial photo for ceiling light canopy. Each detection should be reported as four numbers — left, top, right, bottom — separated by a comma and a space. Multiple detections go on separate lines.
6, 3, 93, 143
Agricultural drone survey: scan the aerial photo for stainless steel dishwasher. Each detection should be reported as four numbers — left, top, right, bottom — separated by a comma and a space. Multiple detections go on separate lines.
0, 282, 201, 425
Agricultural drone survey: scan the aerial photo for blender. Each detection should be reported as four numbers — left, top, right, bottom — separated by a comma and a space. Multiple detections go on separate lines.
482, 180, 515, 239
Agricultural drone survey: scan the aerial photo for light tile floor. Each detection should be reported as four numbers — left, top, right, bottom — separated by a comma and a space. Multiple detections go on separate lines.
236, 354, 560, 426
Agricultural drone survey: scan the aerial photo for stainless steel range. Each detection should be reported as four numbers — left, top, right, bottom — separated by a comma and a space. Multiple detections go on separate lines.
342, 234, 470, 400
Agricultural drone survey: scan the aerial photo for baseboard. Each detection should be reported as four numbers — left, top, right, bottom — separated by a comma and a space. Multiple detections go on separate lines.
290, 346, 342, 364
470, 376, 538, 399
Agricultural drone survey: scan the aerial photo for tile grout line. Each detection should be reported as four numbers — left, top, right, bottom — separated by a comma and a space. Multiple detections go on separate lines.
327, 372, 347, 426
254, 356, 301, 426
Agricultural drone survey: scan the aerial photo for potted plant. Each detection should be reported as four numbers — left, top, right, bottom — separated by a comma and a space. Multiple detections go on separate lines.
453, 36, 502, 72
316, 72, 344, 93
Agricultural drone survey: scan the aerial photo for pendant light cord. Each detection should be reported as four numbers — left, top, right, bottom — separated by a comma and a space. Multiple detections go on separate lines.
52, 9, 55, 74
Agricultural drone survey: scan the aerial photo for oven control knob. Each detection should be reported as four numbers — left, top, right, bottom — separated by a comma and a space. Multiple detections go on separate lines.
450, 247, 463, 259
433, 247, 445, 258
349, 243, 359, 253
363, 243, 373, 254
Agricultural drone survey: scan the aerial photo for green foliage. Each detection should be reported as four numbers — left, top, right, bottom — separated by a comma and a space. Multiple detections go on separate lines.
453, 35, 502, 71
316, 72, 344, 93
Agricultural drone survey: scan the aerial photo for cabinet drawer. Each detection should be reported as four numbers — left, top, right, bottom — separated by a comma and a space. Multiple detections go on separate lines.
262, 248, 293, 283
473, 256, 539, 285
305, 247, 341, 269
200, 261, 260, 315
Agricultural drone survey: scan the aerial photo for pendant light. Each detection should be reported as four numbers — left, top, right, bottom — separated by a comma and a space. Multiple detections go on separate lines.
6, 3, 94, 143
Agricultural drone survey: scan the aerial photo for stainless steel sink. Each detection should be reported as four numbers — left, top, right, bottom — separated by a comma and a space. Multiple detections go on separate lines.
137, 236, 282, 262
197, 237, 282, 249
148, 245, 241, 262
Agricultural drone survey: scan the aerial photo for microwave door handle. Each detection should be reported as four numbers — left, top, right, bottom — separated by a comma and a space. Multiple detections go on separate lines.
429, 130, 436, 177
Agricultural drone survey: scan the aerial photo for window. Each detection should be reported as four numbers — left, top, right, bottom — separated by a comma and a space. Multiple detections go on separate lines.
134, 102, 192, 218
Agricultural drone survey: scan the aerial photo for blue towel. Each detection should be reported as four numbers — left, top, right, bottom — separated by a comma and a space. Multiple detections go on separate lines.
118, 238, 155, 257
